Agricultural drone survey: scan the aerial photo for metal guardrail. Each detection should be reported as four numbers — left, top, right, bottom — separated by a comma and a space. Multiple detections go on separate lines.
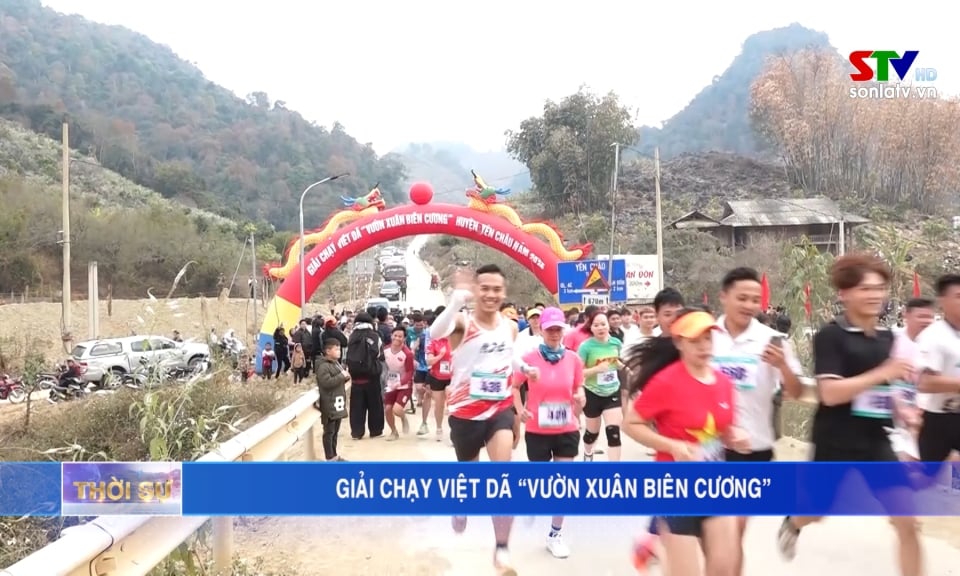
0, 389, 321, 576
1, 377, 822, 576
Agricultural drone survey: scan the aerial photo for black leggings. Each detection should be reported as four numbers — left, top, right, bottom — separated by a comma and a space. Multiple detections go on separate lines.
274, 352, 291, 376
322, 418, 342, 460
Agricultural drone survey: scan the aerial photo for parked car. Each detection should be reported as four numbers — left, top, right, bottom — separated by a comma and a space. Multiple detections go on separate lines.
379, 281, 401, 301
71, 335, 210, 383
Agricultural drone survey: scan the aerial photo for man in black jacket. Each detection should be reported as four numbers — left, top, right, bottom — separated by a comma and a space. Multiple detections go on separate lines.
345, 313, 384, 439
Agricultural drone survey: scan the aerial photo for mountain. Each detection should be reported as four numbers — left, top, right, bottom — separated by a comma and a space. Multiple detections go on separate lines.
0, 0, 406, 229
389, 142, 531, 204
635, 23, 834, 159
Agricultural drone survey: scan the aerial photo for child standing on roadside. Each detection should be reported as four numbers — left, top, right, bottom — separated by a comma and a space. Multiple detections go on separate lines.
315, 338, 350, 461
291, 343, 307, 384
261, 343, 276, 380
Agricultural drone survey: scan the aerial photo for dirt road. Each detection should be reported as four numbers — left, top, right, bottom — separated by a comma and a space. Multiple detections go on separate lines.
233, 432, 960, 576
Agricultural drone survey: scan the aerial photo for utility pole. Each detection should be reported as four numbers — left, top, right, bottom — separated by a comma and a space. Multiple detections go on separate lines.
61, 118, 72, 343
654, 147, 664, 292
838, 216, 846, 256
609, 143, 620, 261
250, 232, 258, 331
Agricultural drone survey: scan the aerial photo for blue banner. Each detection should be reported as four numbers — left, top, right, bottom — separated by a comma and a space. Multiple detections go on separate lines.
0, 462, 61, 516
180, 462, 960, 517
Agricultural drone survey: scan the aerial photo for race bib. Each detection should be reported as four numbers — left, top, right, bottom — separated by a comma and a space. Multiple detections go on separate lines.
892, 380, 917, 406
598, 370, 619, 387
469, 371, 510, 400
701, 439, 726, 462
852, 386, 893, 418
387, 372, 401, 389
333, 395, 346, 412
714, 356, 760, 390
538, 402, 571, 428
439, 361, 452, 376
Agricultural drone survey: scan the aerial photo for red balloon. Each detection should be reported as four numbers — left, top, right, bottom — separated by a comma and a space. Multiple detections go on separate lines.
409, 182, 434, 205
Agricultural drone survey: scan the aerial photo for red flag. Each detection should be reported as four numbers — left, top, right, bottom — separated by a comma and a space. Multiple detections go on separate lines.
760, 273, 770, 310
913, 271, 921, 298
803, 283, 812, 319
702, 291, 709, 305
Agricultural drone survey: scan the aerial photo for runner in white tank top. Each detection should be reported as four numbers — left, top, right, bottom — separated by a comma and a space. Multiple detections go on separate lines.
429, 264, 525, 576
447, 312, 517, 420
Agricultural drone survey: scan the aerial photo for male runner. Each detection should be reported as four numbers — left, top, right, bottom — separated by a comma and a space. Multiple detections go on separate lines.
777, 253, 921, 576
917, 274, 960, 462
429, 264, 523, 576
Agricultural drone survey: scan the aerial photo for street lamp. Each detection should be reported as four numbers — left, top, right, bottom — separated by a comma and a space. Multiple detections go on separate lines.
299, 173, 349, 308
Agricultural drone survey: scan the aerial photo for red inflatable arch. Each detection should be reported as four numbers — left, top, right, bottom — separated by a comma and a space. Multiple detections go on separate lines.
278, 203, 562, 306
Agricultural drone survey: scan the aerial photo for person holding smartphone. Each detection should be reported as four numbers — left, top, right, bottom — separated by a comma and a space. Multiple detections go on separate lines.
713, 267, 804, 576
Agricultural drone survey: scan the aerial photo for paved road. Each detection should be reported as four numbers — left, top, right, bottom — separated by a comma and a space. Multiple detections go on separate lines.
398, 235, 444, 312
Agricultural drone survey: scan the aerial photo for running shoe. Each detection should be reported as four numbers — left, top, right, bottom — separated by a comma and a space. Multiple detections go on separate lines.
546, 533, 570, 558
494, 547, 517, 576
417, 422, 429, 436
777, 516, 799, 560
583, 452, 594, 462
436, 428, 443, 442
631, 534, 658, 573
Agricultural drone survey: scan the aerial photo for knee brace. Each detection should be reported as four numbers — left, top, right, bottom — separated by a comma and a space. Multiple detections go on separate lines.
605, 424, 622, 447
582, 430, 600, 445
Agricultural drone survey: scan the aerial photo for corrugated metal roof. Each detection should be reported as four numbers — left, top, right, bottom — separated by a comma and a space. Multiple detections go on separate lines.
719, 198, 869, 227
669, 210, 721, 229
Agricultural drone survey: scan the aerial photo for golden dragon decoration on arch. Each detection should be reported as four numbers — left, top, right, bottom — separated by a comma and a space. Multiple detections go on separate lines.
263, 172, 591, 280
264, 185, 386, 280
466, 170, 591, 261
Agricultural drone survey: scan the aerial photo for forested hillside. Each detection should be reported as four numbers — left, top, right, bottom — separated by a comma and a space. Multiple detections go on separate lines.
635, 23, 833, 159
0, 0, 406, 229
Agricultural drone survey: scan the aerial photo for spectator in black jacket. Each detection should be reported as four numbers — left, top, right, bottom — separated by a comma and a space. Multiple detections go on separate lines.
315, 315, 348, 364
294, 319, 315, 374
376, 307, 393, 346
272, 326, 291, 377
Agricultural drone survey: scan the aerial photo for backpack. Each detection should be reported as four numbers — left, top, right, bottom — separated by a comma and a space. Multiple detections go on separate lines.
346, 329, 382, 379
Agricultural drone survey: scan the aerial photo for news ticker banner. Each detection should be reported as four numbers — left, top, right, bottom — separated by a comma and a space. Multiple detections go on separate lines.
0, 462, 958, 517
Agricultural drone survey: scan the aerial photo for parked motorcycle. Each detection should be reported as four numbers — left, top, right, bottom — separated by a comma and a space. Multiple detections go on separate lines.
35, 371, 60, 391
47, 378, 89, 403
0, 374, 26, 403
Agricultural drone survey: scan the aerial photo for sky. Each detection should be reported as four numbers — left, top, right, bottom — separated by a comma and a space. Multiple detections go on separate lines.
41, 0, 955, 155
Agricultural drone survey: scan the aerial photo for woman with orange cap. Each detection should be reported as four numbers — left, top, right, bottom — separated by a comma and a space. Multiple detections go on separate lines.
623, 308, 750, 576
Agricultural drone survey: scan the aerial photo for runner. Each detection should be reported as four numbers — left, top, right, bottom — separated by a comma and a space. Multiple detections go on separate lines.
425, 317, 454, 442
578, 310, 625, 462
776, 253, 922, 576
917, 274, 960, 463
383, 327, 414, 440
623, 308, 748, 576
889, 297, 934, 460
514, 308, 544, 407
630, 288, 686, 568
429, 264, 522, 576
713, 267, 803, 576
517, 306, 585, 559
411, 313, 432, 434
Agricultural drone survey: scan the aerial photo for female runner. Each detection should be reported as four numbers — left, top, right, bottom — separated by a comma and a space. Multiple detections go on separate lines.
577, 311, 625, 461
623, 309, 749, 576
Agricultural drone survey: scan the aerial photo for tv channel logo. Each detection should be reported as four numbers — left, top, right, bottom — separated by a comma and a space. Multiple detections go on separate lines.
848, 51, 937, 83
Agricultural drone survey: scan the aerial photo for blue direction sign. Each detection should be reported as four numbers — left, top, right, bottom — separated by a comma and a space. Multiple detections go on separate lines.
557, 259, 627, 305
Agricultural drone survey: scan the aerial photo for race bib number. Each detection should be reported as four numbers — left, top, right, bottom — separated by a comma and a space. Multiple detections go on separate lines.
892, 380, 917, 406
439, 361, 452, 376
469, 371, 510, 400
714, 356, 760, 390
538, 402, 571, 428
387, 372, 401, 389
598, 370, 619, 387
701, 439, 725, 462
333, 395, 346, 412
852, 386, 893, 418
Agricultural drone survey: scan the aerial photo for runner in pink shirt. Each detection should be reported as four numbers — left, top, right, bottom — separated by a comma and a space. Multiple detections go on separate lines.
517, 307, 586, 560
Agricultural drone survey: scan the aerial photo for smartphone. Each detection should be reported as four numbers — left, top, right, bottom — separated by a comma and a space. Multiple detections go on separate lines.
769, 335, 784, 347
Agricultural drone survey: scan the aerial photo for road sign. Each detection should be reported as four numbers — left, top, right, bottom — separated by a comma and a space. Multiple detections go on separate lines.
598, 255, 660, 301
582, 293, 609, 307
348, 258, 375, 276
557, 259, 627, 305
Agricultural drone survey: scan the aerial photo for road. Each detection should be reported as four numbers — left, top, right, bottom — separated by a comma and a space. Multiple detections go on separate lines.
398, 235, 445, 312
232, 243, 960, 575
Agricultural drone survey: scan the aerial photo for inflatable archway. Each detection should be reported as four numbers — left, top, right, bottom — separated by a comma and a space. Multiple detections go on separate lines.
255, 172, 592, 372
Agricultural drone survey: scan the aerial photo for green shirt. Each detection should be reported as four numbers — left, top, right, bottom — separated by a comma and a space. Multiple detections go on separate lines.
578, 336, 623, 397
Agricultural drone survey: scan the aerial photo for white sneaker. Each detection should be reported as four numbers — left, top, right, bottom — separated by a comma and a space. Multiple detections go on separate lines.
493, 548, 517, 575
546, 534, 570, 559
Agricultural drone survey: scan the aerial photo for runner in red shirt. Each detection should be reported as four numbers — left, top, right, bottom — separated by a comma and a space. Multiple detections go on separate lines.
383, 327, 414, 440
426, 330, 454, 442
623, 309, 749, 576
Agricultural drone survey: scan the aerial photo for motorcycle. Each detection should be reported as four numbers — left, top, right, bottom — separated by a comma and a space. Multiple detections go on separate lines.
36, 371, 61, 391
122, 356, 204, 389
47, 377, 89, 403
0, 374, 26, 403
